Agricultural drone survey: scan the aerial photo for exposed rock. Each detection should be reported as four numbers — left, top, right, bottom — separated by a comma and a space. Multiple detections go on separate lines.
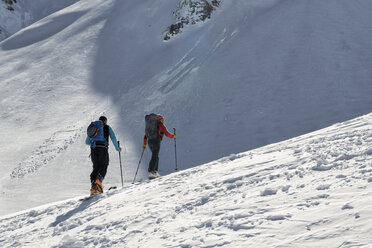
2, 0, 17, 5
164, 0, 221, 41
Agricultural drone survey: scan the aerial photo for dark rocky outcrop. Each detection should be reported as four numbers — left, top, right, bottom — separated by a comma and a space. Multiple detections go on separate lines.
164, 0, 221, 41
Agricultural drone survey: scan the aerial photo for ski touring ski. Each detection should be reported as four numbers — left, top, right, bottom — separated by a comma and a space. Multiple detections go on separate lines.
79, 186, 117, 201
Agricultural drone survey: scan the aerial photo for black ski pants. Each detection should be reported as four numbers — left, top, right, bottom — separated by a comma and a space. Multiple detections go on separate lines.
90, 147, 109, 183
148, 138, 161, 172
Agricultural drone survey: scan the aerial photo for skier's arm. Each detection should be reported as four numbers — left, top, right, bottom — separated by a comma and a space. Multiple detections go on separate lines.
158, 123, 175, 138
108, 126, 120, 151
143, 134, 147, 146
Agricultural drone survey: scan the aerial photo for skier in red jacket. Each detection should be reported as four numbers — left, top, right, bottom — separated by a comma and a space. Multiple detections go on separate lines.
143, 114, 176, 179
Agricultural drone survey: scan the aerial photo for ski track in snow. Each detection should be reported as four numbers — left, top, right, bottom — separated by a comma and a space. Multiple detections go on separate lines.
0, 114, 371, 247
10, 125, 83, 179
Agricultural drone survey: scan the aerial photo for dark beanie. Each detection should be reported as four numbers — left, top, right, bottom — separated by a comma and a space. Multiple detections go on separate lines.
99, 116, 107, 122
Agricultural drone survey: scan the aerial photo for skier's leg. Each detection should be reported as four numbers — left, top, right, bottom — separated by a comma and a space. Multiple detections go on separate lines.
97, 148, 109, 181
90, 148, 100, 194
95, 148, 109, 193
154, 141, 160, 172
90, 148, 99, 183
148, 139, 160, 172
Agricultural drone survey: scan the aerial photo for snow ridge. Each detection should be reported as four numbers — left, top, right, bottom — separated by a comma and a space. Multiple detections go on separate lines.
0, 0, 79, 42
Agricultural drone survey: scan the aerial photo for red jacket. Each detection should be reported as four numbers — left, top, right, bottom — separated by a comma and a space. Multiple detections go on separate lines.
143, 122, 174, 145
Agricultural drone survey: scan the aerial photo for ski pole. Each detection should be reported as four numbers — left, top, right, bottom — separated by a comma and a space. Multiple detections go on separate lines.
132, 147, 145, 184
118, 141, 124, 188
173, 128, 178, 171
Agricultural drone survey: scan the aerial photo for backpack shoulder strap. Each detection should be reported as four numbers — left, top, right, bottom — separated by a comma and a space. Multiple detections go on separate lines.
104, 125, 109, 143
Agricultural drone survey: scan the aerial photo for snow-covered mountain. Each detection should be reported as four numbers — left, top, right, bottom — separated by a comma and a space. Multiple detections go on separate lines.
0, 0, 372, 219
0, 113, 371, 247
0, 0, 79, 41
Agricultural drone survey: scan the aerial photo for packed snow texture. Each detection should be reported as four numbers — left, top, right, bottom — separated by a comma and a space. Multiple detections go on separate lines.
0, 114, 371, 247
0, 0, 372, 220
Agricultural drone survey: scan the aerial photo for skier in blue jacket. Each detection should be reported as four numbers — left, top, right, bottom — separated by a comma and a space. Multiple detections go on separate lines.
86, 116, 121, 195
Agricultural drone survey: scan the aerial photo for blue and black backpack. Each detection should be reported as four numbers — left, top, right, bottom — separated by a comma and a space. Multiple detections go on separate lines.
87, 120, 108, 148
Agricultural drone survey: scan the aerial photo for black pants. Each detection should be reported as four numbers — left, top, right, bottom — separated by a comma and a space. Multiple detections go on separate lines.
90, 147, 109, 183
148, 139, 161, 172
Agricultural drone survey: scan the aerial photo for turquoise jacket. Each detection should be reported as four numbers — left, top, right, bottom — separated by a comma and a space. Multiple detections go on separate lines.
86, 125, 120, 151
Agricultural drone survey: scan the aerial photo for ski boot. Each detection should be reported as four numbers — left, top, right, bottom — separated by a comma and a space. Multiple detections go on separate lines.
149, 171, 159, 180
90, 181, 98, 195
95, 178, 103, 194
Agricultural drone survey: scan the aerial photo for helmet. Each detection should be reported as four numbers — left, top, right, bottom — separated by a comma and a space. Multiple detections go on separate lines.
156, 114, 164, 121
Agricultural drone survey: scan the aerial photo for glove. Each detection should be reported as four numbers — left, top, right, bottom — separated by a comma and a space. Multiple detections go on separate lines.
142, 144, 146, 149
173, 134, 177, 139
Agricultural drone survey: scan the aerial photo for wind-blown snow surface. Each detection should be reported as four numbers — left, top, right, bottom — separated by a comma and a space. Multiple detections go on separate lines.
0, 114, 371, 247
1, 0, 372, 216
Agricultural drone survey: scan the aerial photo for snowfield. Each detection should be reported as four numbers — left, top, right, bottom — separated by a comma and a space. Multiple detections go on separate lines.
0, 113, 371, 247
0, 0, 79, 41
0, 0, 372, 246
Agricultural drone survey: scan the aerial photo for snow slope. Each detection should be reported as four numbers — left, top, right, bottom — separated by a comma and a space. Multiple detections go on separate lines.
1, 0, 372, 216
0, 0, 79, 41
0, 113, 371, 247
